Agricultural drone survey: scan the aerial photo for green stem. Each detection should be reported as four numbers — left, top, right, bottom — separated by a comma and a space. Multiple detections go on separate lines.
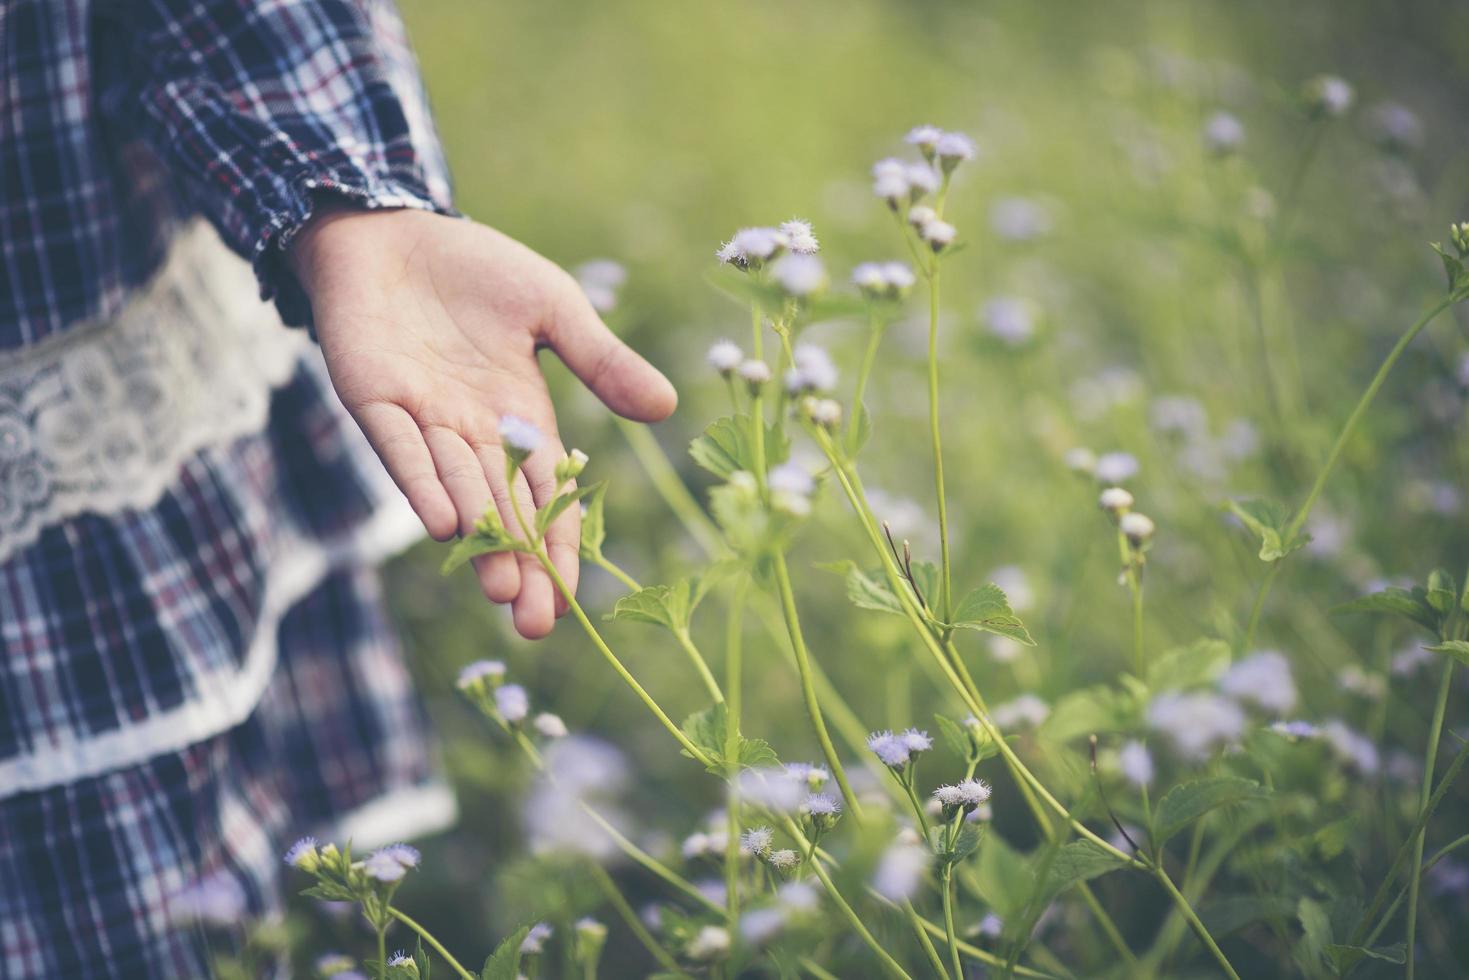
615, 419, 724, 557
377, 924, 387, 980
1363, 832, 1469, 949
1128, 567, 1145, 676
904, 898, 954, 980
724, 578, 748, 923
1151, 865, 1241, 980
788, 823, 913, 980
674, 628, 724, 704
534, 550, 714, 767
940, 867, 964, 980
926, 263, 953, 621
1405, 658, 1455, 980
388, 909, 476, 980
750, 301, 768, 497
771, 551, 862, 818
1242, 562, 1281, 651
593, 552, 642, 592
800, 957, 841, 980
848, 312, 885, 455
591, 865, 688, 976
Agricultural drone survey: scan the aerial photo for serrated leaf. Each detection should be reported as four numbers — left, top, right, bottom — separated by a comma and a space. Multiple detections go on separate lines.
945, 824, 983, 864
536, 481, 602, 535
607, 581, 694, 632
1035, 840, 1128, 906
579, 481, 609, 561
734, 737, 780, 770
1155, 777, 1268, 845
943, 583, 1035, 644
679, 703, 779, 772
1325, 942, 1406, 971
818, 560, 905, 615
1146, 638, 1231, 693
1332, 587, 1438, 633
689, 415, 789, 480
934, 713, 972, 759
440, 507, 525, 574
1426, 640, 1469, 668
1227, 498, 1309, 562
481, 926, 530, 980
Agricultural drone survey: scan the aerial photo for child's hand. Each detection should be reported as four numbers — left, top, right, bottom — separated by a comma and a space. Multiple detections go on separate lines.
289, 207, 677, 639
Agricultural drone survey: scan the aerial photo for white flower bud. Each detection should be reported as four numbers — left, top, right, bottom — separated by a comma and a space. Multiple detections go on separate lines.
1099, 487, 1134, 515
1119, 511, 1155, 544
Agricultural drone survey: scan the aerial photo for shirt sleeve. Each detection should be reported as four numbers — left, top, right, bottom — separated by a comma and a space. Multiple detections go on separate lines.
111, 0, 457, 325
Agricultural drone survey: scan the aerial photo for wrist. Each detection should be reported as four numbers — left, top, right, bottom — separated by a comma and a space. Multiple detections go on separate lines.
286, 198, 379, 296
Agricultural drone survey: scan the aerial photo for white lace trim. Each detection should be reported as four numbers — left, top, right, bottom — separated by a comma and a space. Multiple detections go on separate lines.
0, 221, 310, 564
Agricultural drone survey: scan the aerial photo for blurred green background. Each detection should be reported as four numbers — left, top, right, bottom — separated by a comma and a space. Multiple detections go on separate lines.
325, 0, 1469, 974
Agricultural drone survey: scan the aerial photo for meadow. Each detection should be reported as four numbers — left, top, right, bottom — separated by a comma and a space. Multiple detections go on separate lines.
271, 2, 1469, 977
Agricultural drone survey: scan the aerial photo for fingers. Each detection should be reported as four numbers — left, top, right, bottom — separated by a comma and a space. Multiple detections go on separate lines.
355, 402, 457, 541
543, 280, 678, 423
472, 439, 561, 639
519, 439, 581, 621
423, 426, 521, 604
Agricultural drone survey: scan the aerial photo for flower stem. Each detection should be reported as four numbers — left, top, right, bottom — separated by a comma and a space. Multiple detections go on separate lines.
593, 552, 642, 592
674, 628, 724, 704
904, 898, 953, 980
388, 909, 476, 980
771, 551, 862, 818
377, 925, 387, 980
926, 263, 953, 622
1405, 657, 1455, 980
724, 577, 748, 923
1151, 865, 1241, 980
1242, 561, 1280, 651
590, 865, 688, 977
534, 550, 714, 767
940, 867, 964, 980
847, 312, 885, 455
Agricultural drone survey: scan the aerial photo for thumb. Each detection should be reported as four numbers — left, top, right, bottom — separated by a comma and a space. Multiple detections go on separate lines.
544, 280, 678, 422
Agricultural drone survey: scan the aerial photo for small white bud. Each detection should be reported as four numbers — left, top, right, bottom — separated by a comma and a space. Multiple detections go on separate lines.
707, 339, 743, 375
1099, 487, 1134, 515
907, 204, 936, 229
533, 712, 568, 738
921, 219, 957, 251
1119, 511, 1155, 544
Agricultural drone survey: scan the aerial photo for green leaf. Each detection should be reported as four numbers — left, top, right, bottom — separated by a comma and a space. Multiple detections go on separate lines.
1200, 894, 1299, 938
944, 824, 983, 864
536, 481, 602, 535
1431, 241, 1466, 291
735, 737, 781, 770
817, 560, 905, 616
1332, 587, 1438, 633
440, 507, 525, 574
1296, 897, 1333, 972
1154, 777, 1269, 845
934, 713, 972, 759
481, 926, 530, 980
1227, 498, 1309, 562
679, 703, 778, 773
1145, 638, 1231, 694
1325, 942, 1406, 971
850, 400, 873, 454
578, 481, 609, 560
1426, 568, 1458, 615
689, 414, 789, 480
1426, 640, 1469, 668
1037, 685, 1136, 743
607, 581, 695, 632
966, 832, 1032, 920
943, 583, 1035, 645
1035, 840, 1128, 906
414, 939, 432, 980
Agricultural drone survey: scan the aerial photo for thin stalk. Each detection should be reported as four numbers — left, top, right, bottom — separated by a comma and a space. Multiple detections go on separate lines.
593, 553, 641, 592
925, 262, 953, 621
673, 628, 724, 704
388, 909, 475, 980
1363, 832, 1469, 949
771, 552, 862, 818
535, 551, 713, 766
904, 899, 954, 980
750, 300, 768, 496
377, 925, 387, 980
591, 865, 688, 976
800, 957, 841, 980
1405, 658, 1455, 980
868, 889, 1060, 979
848, 312, 885, 454
1129, 569, 1145, 676
1242, 562, 1281, 651
724, 578, 749, 923
940, 867, 964, 980
1151, 865, 1241, 980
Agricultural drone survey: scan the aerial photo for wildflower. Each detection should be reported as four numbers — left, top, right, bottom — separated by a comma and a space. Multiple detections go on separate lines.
385, 950, 415, 972
853, 261, 915, 299
1339, 665, 1387, 700
1064, 447, 1098, 476
740, 826, 775, 856
1148, 691, 1244, 760
867, 730, 911, 769
1320, 720, 1381, 775
768, 461, 814, 498
881, 261, 916, 292
900, 728, 933, 754
573, 259, 626, 313
362, 850, 408, 883
852, 262, 887, 294
574, 918, 608, 964
533, 712, 568, 738
873, 170, 910, 206
377, 843, 421, 869
686, 924, 732, 961
908, 204, 937, 229
872, 840, 930, 901
983, 296, 1036, 345
1428, 859, 1469, 898
715, 240, 742, 265
1218, 650, 1297, 714
787, 343, 839, 393
779, 219, 820, 255
933, 778, 991, 817
456, 659, 505, 693
495, 683, 530, 724
705, 340, 743, 378
1271, 720, 1318, 739
803, 793, 842, 831
521, 922, 554, 955
805, 397, 842, 428
920, 218, 957, 252
904, 124, 944, 158
1117, 740, 1154, 787
979, 913, 1004, 938
1119, 512, 1155, 545
785, 762, 830, 790
1452, 221, 1469, 259
729, 227, 785, 268
906, 163, 941, 199
767, 848, 800, 871
771, 253, 828, 297
498, 416, 542, 462
1099, 487, 1134, 516
736, 766, 805, 814
990, 694, 1050, 729
172, 872, 246, 926
1202, 111, 1244, 155
936, 131, 976, 173
682, 832, 713, 859
1367, 101, 1423, 151
284, 836, 320, 873
1302, 74, 1350, 116
552, 450, 589, 487
740, 907, 786, 945
737, 359, 771, 392
1094, 451, 1139, 484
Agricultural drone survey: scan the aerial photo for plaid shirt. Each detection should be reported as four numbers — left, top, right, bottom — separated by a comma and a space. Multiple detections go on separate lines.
1, 0, 453, 346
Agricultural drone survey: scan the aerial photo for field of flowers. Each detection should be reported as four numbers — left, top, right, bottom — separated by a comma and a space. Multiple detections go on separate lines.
273, 2, 1469, 977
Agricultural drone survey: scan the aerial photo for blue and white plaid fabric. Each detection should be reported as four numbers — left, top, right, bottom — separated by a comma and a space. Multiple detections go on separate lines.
1, 0, 453, 346
0, 565, 453, 980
